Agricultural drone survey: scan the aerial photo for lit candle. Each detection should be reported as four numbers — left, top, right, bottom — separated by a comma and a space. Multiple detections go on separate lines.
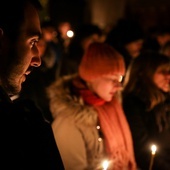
102, 160, 109, 170
149, 144, 157, 170
66, 30, 74, 38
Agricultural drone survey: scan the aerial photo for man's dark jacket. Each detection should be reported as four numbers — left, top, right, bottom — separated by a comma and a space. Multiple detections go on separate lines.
0, 86, 64, 169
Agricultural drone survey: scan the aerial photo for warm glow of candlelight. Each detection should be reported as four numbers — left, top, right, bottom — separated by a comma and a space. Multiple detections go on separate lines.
102, 160, 109, 170
67, 30, 74, 38
149, 144, 157, 170
151, 144, 157, 155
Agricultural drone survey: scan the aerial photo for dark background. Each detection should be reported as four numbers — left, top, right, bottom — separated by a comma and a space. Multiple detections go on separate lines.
39, 0, 170, 33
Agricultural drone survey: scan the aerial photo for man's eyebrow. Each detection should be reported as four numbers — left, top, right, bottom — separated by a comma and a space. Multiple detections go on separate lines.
27, 31, 42, 39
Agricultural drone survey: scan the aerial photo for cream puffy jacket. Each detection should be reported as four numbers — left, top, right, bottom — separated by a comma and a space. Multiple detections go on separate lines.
47, 74, 106, 170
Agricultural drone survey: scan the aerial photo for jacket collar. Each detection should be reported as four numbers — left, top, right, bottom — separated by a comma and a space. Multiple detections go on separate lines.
0, 86, 12, 103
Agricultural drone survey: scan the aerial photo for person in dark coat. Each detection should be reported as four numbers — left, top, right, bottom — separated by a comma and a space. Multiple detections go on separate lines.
122, 50, 170, 170
0, 0, 64, 169
106, 19, 144, 70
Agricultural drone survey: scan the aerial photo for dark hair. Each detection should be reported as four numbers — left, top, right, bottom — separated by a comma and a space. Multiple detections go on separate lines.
74, 24, 102, 41
68, 24, 102, 60
123, 50, 170, 110
106, 19, 144, 48
41, 20, 56, 29
0, 0, 42, 40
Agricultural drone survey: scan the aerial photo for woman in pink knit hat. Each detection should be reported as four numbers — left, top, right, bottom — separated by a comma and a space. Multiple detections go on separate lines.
47, 42, 137, 170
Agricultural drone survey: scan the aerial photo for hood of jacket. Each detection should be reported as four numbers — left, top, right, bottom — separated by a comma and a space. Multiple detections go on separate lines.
46, 74, 98, 126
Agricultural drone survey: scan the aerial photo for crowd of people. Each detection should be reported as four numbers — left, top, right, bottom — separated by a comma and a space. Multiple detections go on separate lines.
1, 0, 170, 169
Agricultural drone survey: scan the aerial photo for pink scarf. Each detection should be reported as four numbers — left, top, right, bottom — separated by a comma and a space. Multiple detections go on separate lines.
73, 77, 136, 170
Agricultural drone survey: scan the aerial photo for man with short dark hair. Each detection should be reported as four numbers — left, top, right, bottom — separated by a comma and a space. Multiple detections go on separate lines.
0, 0, 64, 169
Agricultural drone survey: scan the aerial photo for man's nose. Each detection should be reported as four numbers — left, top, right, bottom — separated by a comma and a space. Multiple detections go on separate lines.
31, 56, 41, 67
31, 45, 42, 67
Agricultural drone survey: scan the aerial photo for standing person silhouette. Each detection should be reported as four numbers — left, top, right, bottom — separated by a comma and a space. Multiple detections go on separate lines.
122, 50, 170, 170
0, 0, 64, 169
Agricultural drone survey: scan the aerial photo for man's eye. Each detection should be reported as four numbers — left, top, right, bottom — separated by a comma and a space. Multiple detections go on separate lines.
30, 40, 38, 47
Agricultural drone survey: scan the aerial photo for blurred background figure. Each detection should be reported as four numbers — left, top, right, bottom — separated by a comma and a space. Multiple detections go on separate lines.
57, 21, 73, 50
143, 25, 170, 53
160, 40, 170, 58
37, 36, 57, 85
122, 50, 170, 170
41, 20, 64, 79
47, 42, 136, 170
59, 23, 104, 77
106, 19, 144, 70
41, 20, 58, 43
106, 19, 144, 86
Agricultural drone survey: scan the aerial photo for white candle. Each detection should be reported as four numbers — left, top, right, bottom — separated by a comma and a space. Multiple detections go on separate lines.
149, 144, 157, 170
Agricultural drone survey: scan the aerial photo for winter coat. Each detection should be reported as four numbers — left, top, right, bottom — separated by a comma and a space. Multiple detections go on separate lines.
47, 74, 106, 170
123, 93, 170, 170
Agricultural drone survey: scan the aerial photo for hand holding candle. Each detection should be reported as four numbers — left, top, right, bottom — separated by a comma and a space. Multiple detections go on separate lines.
149, 144, 157, 170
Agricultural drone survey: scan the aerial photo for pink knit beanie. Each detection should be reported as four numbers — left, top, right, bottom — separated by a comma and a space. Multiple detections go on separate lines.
79, 42, 125, 81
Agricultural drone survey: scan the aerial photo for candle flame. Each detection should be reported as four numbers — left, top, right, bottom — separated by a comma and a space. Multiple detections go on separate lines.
151, 144, 157, 155
102, 160, 109, 170
67, 30, 74, 38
